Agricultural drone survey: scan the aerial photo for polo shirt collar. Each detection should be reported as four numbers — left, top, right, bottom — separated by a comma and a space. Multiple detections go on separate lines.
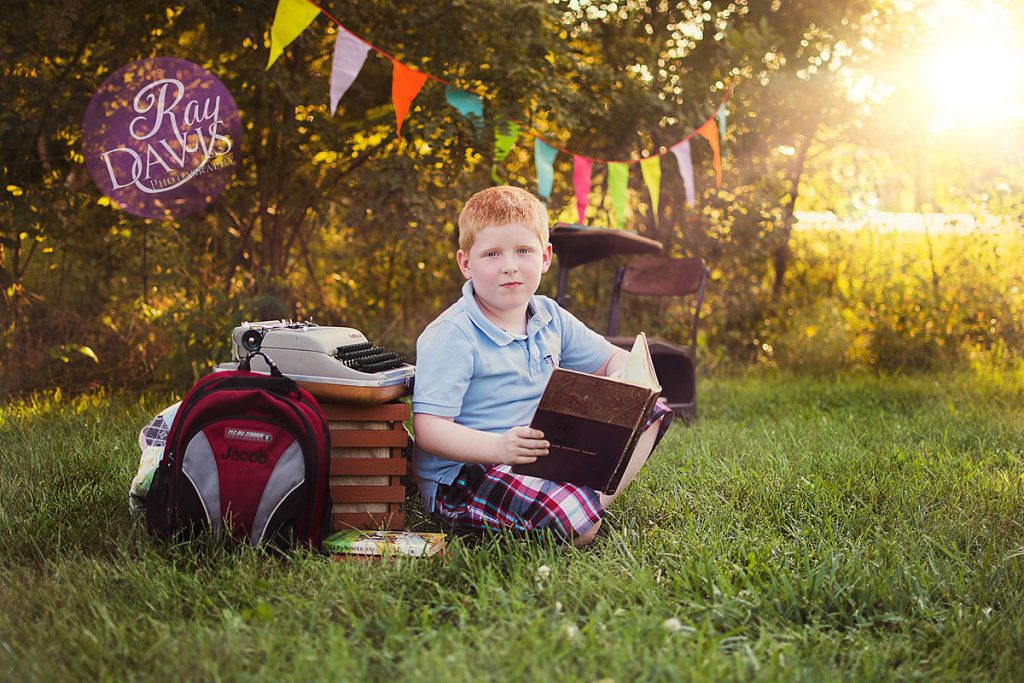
460, 280, 551, 346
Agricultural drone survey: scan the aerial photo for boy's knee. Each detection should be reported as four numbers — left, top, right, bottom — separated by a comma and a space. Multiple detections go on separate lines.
572, 519, 602, 547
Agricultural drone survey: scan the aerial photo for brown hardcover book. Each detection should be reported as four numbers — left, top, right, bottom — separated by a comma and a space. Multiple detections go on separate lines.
513, 334, 661, 494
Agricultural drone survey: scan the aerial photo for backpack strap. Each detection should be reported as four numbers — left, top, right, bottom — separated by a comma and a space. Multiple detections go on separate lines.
238, 351, 284, 377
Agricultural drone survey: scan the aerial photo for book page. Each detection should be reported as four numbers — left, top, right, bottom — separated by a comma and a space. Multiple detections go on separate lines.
610, 409, 662, 496
619, 333, 660, 391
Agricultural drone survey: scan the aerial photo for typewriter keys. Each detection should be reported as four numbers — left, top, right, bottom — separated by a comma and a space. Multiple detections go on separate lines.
334, 342, 406, 373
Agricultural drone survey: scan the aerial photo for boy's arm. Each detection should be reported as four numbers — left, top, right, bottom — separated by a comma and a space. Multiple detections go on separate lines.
414, 414, 549, 466
594, 347, 629, 377
553, 304, 627, 377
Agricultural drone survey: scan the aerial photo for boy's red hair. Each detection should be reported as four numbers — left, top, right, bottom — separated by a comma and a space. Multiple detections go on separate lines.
458, 186, 549, 252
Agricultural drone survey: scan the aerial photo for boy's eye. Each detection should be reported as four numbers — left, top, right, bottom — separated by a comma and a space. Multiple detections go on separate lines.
516, 248, 532, 254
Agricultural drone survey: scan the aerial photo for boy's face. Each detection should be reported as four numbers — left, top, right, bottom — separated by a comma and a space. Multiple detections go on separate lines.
456, 222, 552, 317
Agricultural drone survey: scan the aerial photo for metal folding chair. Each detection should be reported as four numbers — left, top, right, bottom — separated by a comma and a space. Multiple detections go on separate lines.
605, 256, 709, 422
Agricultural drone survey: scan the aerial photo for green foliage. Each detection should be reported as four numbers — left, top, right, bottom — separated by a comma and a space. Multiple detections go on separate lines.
2, 371, 1024, 679
1, 1, 1022, 396
769, 226, 1024, 372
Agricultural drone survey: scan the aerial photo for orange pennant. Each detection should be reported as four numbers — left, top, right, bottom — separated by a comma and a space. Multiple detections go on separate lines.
696, 119, 722, 188
391, 60, 428, 138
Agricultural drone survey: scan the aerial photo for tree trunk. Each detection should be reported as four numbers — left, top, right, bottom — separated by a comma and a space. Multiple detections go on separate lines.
771, 123, 818, 299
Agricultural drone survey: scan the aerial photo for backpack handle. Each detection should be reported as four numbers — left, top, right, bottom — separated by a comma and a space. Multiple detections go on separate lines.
238, 351, 284, 377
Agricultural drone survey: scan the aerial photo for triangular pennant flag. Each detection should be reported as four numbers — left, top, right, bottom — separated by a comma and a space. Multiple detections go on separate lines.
534, 140, 558, 201
492, 121, 520, 183
716, 106, 728, 160
670, 140, 696, 206
572, 155, 592, 224
391, 60, 429, 138
696, 119, 722, 188
640, 156, 662, 221
607, 162, 629, 229
330, 29, 370, 115
445, 87, 483, 123
267, 0, 321, 70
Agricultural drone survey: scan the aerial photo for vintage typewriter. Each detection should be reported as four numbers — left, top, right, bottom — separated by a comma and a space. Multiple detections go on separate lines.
214, 320, 415, 404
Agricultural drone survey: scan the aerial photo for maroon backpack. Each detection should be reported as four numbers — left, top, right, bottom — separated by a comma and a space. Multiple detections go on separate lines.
146, 353, 331, 549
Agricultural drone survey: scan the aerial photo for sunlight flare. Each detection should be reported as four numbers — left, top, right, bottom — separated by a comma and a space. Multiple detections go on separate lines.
915, 1, 1024, 132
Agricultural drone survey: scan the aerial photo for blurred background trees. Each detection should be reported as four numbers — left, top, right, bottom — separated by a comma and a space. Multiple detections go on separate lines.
1, 0, 1022, 396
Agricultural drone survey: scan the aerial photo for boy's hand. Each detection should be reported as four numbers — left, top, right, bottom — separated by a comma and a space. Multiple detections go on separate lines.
494, 426, 549, 465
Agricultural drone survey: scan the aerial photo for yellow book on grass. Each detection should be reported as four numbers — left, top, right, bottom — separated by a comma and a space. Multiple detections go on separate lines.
322, 530, 446, 558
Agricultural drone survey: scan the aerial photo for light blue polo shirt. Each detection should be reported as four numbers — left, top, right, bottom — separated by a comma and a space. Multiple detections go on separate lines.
412, 280, 618, 511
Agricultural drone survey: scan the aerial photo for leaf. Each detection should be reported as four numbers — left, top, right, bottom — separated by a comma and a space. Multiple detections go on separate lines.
75, 345, 100, 363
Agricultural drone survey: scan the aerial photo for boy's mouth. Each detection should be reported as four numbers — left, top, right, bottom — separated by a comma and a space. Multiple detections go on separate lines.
500, 281, 522, 288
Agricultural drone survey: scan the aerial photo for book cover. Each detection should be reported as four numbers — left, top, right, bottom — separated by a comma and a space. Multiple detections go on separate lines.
322, 530, 446, 558
512, 334, 661, 494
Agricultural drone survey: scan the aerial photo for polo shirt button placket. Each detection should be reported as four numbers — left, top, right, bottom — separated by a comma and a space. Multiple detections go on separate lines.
528, 337, 541, 376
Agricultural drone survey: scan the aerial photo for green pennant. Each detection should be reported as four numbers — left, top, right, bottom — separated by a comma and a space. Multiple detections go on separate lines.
607, 162, 629, 229
492, 121, 520, 183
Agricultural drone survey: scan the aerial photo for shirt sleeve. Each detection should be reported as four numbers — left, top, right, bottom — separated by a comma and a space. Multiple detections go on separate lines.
412, 321, 476, 418
555, 305, 619, 373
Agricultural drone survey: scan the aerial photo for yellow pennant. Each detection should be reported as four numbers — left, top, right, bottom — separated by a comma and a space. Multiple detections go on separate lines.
640, 156, 661, 222
267, 0, 321, 70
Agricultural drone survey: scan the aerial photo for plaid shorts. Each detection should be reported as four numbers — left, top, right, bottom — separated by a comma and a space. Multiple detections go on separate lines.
434, 401, 674, 539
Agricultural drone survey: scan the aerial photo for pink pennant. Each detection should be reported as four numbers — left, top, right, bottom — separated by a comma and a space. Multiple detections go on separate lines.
572, 155, 592, 224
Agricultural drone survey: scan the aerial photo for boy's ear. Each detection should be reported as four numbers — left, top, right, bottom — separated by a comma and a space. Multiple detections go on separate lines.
540, 242, 553, 273
456, 249, 472, 279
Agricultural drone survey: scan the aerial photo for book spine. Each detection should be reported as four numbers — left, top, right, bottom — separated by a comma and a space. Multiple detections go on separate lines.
603, 391, 660, 495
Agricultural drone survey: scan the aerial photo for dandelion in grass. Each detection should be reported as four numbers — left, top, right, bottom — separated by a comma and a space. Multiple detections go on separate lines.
563, 623, 580, 641
663, 617, 683, 632
535, 564, 551, 589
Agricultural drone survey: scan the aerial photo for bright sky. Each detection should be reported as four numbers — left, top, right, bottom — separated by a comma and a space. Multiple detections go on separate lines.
912, 0, 1024, 133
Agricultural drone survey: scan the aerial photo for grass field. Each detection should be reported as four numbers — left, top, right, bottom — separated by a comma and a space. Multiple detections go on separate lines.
1, 370, 1022, 681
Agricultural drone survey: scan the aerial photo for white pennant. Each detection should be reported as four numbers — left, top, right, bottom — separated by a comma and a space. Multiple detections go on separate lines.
671, 140, 696, 206
330, 29, 370, 115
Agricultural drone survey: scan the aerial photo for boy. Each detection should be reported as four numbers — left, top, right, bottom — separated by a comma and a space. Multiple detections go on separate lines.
413, 186, 672, 546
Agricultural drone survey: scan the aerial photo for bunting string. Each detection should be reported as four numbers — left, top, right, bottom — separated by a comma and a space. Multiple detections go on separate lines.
269, 0, 733, 223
